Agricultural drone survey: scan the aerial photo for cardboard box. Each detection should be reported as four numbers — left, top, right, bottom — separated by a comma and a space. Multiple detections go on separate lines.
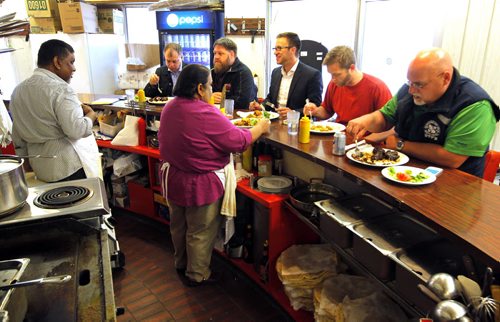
29, 16, 62, 34
125, 43, 160, 70
98, 8, 124, 35
25, 0, 60, 18
58, 2, 99, 34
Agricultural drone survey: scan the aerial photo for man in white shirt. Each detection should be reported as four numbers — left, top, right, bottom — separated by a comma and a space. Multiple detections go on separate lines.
10, 39, 99, 182
249, 32, 322, 117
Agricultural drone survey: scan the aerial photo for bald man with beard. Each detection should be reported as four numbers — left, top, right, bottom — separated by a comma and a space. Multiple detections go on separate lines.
346, 48, 500, 177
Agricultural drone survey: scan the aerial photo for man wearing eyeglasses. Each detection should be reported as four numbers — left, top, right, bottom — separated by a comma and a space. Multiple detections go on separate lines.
303, 46, 392, 125
144, 43, 184, 98
249, 32, 322, 117
347, 48, 500, 177
211, 37, 257, 108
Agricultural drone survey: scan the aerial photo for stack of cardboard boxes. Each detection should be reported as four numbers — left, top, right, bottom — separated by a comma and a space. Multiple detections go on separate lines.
25, 0, 123, 35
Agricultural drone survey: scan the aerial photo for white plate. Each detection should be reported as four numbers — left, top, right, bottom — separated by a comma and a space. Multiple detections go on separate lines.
91, 98, 119, 105
236, 111, 279, 120
257, 176, 292, 193
310, 121, 346, 134
231, 118, 256, 128
346, 146, 409, 167
147, 97, 169, 105
381, 166, 436, 185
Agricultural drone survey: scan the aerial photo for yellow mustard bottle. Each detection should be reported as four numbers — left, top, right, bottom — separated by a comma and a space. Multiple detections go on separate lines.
137, 89, 146, 107
298, 115, 311, 144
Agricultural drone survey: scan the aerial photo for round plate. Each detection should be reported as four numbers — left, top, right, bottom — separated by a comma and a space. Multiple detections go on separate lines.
346, 146, 409, 167
231, 118, 257, 128
257, 176, 292, 193
147, 97, 170, 105
236, 111, 279, 120
310, 121, 346, 134
381, 166, 436, 185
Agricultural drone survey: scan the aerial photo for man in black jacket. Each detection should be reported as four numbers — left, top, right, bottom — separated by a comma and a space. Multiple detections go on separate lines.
249, 32, 323, 118
144, 43, 184, 98
211, 37, 257, 109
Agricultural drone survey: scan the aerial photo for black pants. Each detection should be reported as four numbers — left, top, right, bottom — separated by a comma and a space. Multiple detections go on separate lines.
57, 168, 86, 182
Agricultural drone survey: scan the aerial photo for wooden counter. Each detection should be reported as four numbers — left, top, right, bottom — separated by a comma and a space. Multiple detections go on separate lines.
262, 121, 500, 269
85, 92, 499, 268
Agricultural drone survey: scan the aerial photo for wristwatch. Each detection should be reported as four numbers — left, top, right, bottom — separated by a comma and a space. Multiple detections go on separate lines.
396, 139, 405, 151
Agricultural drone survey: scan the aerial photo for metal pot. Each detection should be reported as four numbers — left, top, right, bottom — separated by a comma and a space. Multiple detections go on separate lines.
0, 155, 29, 216
289, 179, 344, 213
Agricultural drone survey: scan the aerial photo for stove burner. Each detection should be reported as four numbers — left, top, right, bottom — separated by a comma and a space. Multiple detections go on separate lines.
34, 186, 93, 209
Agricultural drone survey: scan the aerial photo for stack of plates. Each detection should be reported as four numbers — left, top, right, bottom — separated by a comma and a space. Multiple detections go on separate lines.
257, 176, 293, 194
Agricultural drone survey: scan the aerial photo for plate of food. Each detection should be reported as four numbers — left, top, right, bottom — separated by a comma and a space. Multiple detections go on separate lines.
231, 118, 259, 128
346, 146, 409, 167
147, 96, 170, 105
236, 110, 279, 120
382, 166, 436, 185
310, 121, 346, 134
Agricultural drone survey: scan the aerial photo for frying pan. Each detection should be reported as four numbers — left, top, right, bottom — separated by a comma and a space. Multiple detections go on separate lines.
289, 178, 344, 213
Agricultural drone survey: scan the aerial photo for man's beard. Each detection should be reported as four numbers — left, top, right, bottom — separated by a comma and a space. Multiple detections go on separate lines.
214, 62, 229, 74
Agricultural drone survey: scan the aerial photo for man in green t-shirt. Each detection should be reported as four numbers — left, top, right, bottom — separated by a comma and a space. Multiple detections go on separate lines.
346, 48, 499, 177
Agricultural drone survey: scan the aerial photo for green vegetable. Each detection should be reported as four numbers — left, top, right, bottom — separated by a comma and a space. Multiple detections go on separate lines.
263, 111, 270, 119
388, 167, 396, 175
387, 167, 430, 183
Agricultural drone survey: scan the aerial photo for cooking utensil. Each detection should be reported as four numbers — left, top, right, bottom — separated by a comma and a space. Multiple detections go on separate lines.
432, 300, 471, 322
428, 273, 464, 301
0, 275, 71, 291
457, 275, 482, 304
289, 178, 344, 213
481, 267, 493, 297
0, 156, 28, 216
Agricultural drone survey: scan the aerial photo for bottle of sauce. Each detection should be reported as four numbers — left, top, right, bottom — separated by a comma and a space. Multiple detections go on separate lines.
137, 89, 146, 108
298, 115, 311, 143
138, 117, 146, 146
272, 147, 283, 175
258, 155, 272, 177
242, 224, 253, 263
242, 145, 253, 172
259, 240, 269, 283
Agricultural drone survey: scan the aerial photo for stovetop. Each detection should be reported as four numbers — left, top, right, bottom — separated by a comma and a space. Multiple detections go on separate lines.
0, 177, 110, 227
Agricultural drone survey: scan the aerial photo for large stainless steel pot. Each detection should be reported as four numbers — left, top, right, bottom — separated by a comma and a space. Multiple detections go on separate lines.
289, 179, 344, 213
0, 155, 28, 216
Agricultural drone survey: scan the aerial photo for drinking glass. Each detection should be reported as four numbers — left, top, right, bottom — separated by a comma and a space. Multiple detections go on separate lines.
224, 99, 235, 119
287, 110, 300, 135
125, 89, 135, 106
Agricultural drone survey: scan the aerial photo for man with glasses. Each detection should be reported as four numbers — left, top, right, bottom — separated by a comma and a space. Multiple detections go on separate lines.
144, 43, 184, 97
303, 46, 391, 125
211, 37, 256, 109
347, 48, 499, 177
249, 32, 322, 117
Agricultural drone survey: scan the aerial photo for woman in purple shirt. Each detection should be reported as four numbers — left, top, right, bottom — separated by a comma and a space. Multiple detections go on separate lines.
159, 64, 270, 286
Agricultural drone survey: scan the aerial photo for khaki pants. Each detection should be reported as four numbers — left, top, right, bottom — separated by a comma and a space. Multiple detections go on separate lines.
168, 197, 223, 282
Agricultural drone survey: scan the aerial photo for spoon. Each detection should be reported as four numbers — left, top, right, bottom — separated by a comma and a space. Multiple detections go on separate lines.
0, 275, 71, 291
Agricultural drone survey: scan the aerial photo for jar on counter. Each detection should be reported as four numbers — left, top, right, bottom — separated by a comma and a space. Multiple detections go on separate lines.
258, 155, 272, 177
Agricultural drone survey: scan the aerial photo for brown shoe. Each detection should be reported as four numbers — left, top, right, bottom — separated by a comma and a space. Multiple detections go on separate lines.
186, 271, 220, 287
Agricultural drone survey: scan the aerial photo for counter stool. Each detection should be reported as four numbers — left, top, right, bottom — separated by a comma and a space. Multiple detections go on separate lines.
483, 150, 500, 183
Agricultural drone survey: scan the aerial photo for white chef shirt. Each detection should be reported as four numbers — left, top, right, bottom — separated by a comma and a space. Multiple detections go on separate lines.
10, 68, 95, 182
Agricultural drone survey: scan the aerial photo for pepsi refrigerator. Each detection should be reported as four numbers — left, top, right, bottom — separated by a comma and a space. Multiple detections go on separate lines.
156, 10, 224, 69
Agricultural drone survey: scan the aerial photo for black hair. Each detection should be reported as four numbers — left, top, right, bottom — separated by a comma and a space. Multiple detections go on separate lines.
173, 64, 210, 98
277, 32, 301, 57
37, 39, 74, 68
213, 37, 238, 55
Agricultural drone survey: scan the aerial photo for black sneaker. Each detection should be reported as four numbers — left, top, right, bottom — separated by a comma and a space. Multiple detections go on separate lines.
186, 271, 220, 287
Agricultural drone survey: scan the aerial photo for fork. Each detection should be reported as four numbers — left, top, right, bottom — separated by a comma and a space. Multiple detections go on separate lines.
353, 137, 362, 157
157, 82, 163, 94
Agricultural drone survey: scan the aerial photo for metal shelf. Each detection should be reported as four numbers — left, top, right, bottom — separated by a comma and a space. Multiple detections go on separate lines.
283, 201, 424, 319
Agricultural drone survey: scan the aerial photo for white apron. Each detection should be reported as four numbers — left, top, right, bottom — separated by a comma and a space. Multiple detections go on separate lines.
69, 134, 102, 179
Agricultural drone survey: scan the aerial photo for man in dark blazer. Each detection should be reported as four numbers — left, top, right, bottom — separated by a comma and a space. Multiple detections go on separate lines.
249, 32, 322, 118
144, 43, 184, 98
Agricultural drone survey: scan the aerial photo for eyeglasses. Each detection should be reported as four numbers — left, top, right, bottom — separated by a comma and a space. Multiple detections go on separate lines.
273, 46, 292, 52
406, 72, 445, 89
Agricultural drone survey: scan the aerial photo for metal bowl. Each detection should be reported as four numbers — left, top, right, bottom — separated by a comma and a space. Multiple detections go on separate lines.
432, 300, 471, 322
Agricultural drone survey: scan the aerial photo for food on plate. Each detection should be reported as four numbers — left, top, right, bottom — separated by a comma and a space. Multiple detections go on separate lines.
352, 147, 400, 165
311, 124, 334, 132
233, 118, 258, 127
248, 110, 270, 118
386, 167, 429, 183
150, 96, 169, 102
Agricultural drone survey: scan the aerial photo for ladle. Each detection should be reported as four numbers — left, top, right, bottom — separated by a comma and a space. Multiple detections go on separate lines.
0, 275, 71, 291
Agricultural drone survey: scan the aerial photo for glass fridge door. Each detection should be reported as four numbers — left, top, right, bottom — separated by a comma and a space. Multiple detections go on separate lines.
160, 32, 211, 69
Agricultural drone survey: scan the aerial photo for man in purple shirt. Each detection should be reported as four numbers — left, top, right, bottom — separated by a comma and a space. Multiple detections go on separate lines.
159, 64, 270, 286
